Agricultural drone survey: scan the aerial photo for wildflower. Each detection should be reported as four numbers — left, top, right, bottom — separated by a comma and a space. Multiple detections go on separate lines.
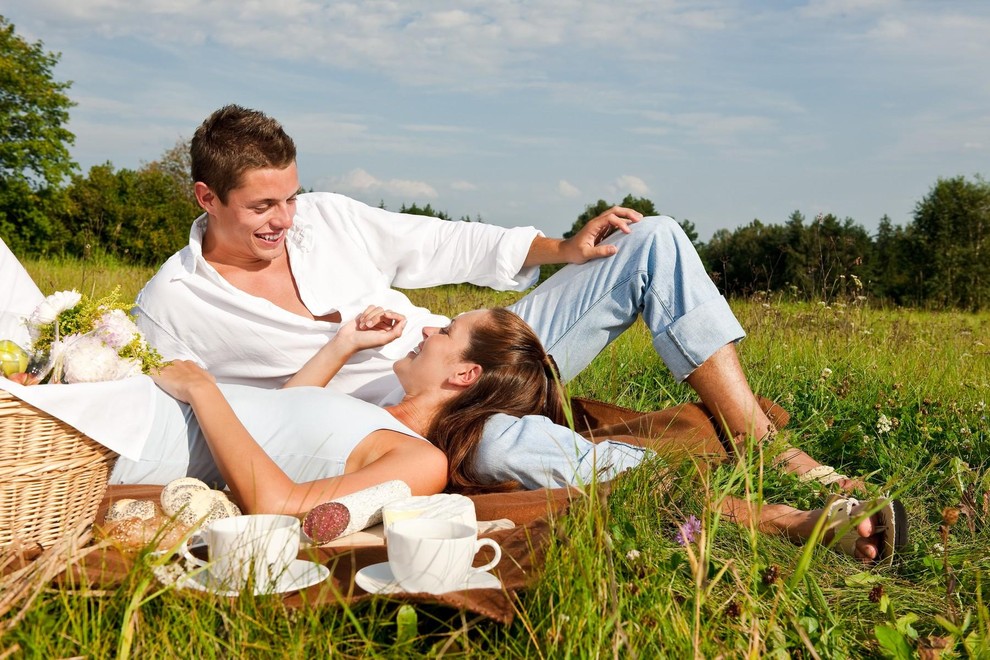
877, 414, 893, 434
23, 289, 163, 383
674, 515, 702, 546
28, 290, 82, 334
152, 562, 189, 587
58, 335, 132, 383
626, 549, 641, 562
851, 274, 863, 289
94, 308, 141, 350
820, 368, 833, 380
942, 507, 960, 527
762, 564, 779, 585
933, 543, 945, 554
869, 584, 884, 603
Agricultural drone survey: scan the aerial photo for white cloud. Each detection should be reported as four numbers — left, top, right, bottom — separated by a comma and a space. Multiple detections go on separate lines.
557, 180, 581, 198
327, 168, 438, 198
638, 111, 776, 148
15, 0, 733, 91
450, 180, 478, 191
610, 176, 650, 197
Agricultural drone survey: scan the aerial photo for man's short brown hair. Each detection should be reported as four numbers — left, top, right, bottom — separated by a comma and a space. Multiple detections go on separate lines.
191, 105, 297, 203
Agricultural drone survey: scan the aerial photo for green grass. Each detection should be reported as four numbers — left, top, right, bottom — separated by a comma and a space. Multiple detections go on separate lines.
3, 263, 990, 657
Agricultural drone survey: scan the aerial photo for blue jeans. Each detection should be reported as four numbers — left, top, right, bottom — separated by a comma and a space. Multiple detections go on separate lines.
509, 216, 744, 383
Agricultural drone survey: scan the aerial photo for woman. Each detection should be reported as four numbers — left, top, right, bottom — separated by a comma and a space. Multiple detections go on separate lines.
113, 306, 555, 517
158, 304, 897, 561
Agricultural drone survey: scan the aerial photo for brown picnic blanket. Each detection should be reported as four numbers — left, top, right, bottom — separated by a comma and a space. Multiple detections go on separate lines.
57, 396, 788, 624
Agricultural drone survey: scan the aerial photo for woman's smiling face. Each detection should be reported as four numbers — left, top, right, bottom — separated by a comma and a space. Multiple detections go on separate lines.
393, 309, 491, 393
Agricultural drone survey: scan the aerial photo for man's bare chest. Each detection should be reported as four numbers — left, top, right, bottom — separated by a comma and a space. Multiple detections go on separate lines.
215, 263, 340, 323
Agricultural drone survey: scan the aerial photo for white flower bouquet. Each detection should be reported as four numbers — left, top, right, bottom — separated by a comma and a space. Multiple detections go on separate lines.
18, 289, 165, 384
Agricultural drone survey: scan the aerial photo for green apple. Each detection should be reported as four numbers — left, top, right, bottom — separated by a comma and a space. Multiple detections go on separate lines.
0, 340, 29, 377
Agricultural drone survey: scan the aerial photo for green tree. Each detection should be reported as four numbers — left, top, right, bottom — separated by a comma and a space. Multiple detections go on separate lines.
703, 219, 788, 296
61, 158, 199, 265
911, 175, 990, 310
0, 15, 76, 254
871, 215, 919, 306
399, 202, 451, 220
701, 211, 872, 301
563, 195, 659, 239
148, 138, 196, 207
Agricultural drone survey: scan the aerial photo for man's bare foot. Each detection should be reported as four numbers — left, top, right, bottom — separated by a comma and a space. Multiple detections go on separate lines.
753, 501, 881, 561
772, 446, 867, 493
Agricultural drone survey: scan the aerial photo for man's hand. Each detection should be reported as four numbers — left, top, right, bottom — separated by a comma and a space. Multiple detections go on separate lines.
523, 206, 644, 267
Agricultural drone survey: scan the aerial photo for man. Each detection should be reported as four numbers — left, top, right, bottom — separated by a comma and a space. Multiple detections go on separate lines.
135, 105, 836, 485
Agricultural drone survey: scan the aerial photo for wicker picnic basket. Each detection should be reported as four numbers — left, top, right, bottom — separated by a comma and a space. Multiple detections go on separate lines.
0, 390, 118, 548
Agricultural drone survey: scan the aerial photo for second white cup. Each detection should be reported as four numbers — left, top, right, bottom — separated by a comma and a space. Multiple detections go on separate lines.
183, 514, 300, 593
387, 519, 501, 594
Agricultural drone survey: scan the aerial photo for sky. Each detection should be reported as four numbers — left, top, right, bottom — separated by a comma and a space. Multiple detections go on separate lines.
4, 0, 989, 241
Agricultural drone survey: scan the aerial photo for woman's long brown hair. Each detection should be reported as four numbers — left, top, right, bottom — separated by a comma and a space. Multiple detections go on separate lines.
427, 308, 565, 494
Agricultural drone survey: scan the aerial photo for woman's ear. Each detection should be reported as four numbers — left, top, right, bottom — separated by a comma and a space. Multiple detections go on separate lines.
448, 363, 482, 388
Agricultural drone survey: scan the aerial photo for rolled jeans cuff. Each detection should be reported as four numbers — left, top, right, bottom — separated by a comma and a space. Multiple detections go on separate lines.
656, 295, 745, 382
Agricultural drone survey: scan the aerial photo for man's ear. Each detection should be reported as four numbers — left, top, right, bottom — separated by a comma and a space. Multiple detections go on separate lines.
194, 181, 218, 213
448, 363, 482, 388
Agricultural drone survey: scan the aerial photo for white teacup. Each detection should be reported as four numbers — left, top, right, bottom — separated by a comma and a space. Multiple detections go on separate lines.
381, 494, 477, 540
387, 519, 501, 594
183, 514, 300, 593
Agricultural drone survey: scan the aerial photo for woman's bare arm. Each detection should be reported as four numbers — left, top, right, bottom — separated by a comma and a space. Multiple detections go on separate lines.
283, 306, 406, 388
153, 361, 445, 515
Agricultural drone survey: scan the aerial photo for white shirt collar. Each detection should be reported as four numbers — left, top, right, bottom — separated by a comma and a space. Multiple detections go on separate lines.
176, 213, 314, 281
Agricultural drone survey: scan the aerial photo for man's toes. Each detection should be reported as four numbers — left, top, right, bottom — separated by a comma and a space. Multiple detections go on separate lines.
855, 536, 879, 560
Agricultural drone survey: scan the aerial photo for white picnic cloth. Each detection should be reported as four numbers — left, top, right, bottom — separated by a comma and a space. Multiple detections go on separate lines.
1, 237, 157, 460
0, 238, 43, 347
0, 375, 157, 461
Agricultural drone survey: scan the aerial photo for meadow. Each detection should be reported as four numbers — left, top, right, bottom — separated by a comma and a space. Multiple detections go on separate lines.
2, 258, 989, 658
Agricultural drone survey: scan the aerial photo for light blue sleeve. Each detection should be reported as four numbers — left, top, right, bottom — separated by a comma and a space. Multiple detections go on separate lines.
474, 413, 651, 490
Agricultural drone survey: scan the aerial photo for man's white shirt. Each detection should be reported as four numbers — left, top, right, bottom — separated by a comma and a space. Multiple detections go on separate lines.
135, 192, 541, 403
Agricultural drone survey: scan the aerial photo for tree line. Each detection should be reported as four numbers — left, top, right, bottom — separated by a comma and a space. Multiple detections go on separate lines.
1, 15, 988, 310
563, 182, 989, 311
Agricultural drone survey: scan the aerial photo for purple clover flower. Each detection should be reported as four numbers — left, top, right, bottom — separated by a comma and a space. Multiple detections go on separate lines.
674, 515, 702, 546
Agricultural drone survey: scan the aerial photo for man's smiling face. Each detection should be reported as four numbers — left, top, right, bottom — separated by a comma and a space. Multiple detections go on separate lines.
199, 162, 300, 265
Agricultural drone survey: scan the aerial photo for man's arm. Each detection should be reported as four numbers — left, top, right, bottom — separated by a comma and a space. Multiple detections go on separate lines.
522, 206, 644, 267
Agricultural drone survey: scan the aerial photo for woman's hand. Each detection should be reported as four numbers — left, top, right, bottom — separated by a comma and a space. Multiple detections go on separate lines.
6, 372, 39, 386
150, 360, 217, 403
334, 306, 407, 354
283, 306, 406, 389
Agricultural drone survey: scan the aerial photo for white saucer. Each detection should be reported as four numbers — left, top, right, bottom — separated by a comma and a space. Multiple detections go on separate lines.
355, 561, 501, 595
179, 559, 330, 597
